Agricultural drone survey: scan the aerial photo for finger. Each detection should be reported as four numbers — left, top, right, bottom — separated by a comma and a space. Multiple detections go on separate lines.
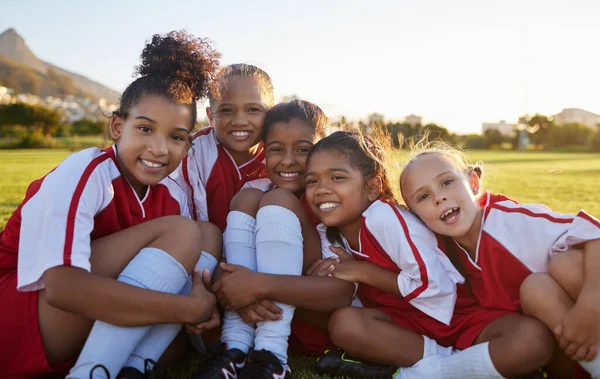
201, 269, 212, 288
241, 308, 263, 323
564, 341, 580, 358
585, 344, 599, 362
186, 325, 203, 335
306, 259, 324, 276
309, 259, 338, 276
259, 299, 283, 314
191, 267, 202, 284
254, 304, 283, 321
197, 316, 220, 330
219, 262, 236, 273
329, 247, 346, 257
211, 280, 223, 293
573, 344, 591, 362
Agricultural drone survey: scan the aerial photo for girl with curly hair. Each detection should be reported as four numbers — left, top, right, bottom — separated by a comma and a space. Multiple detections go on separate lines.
0, 31, 221, 378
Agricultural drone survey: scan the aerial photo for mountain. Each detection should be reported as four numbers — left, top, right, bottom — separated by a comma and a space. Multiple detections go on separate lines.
0, 28, 120, 102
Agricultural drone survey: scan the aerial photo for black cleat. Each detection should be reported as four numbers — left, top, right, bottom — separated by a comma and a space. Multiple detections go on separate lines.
117, 358, 167, 379
315, 349, 399, 379
239, 349, 291, 379
90, 364, 111, 379
191, 344, 248, 379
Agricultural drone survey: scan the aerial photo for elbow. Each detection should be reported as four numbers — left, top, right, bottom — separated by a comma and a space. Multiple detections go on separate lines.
42, 266, 79, 309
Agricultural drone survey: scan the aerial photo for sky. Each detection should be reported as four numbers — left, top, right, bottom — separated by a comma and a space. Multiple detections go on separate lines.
2, 0, 599, 134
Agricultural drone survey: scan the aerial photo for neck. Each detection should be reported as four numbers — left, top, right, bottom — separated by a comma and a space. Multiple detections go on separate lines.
338, 218, 362, 251
454, 208, 483, 257
228, 144, 261, 167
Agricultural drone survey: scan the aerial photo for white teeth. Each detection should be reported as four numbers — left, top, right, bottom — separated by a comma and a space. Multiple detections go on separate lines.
440, 207, 458, 220
319, 202, 339, 211
279, 172, 300, 178
232, 131, 250, 137
140, 159, 164, 168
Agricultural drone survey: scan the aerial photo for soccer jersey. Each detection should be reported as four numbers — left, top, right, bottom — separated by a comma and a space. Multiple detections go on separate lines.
453, 192, 600, 311
318, 200, 464, 325
172, 127, 267, 231
0, 146, 189, 292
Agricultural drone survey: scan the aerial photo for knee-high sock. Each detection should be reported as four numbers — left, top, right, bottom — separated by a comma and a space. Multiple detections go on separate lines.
67, 247, 188, 379
254, 206, 303, 366
125, 252, 219, 371
221, 211, 258, 353
395, 342, 503, 379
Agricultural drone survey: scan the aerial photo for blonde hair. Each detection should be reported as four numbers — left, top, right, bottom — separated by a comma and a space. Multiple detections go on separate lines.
399, 138, 484, 196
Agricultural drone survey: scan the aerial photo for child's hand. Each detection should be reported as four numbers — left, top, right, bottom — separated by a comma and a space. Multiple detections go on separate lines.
211, 263, 261, 311
554, 301, 600, 361
239, 299, 283, 323
329, 246, 354, 262
186, 307, 220, 335
186, 268, 217, 325
306, 257, 339, 277
330, 260, 362, 283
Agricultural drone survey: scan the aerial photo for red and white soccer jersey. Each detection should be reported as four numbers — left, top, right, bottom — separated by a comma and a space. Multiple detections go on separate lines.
172, 127, 267, 232
0, 145, 188, 376
335, 200, 464, 325
453, 192, 600, 311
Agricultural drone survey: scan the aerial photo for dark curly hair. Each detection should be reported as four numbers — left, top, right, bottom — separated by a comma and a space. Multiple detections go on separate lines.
261, 99, 328, 141
114, 30, 220, 129
308, 130, 399, 244
208, 63, 274, 110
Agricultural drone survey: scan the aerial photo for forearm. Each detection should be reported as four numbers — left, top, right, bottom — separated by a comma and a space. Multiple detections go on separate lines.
259, 273, 355, 311
44, 266, 214, 326
579, 239, 600, 306
356, 261, 402, 297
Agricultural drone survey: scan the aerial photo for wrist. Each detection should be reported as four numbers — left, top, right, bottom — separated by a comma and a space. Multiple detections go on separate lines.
255, 273, 271, 298
182, 294, 215, 324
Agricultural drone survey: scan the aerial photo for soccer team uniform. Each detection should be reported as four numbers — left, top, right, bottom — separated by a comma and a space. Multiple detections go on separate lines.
172, 127, 267, 232
0, 146, 189, 377
452, 192, 600, 312
327, 199, 510, 350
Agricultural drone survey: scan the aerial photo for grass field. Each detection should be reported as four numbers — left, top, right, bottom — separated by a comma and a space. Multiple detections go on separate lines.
0, 148, 598, 378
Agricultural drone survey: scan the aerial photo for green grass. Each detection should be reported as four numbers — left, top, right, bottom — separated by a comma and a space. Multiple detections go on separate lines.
0, 149, 599, 377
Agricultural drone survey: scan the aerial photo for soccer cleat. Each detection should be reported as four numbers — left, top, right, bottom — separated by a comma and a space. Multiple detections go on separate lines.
316, 349, 399, 379
190, 344, 248, 379
116, 359, 167, 379
90, 364, 111, 379
239, 349, 291, 379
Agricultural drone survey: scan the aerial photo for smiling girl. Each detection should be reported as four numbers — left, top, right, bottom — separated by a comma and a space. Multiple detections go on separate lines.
0, 31, 222, 379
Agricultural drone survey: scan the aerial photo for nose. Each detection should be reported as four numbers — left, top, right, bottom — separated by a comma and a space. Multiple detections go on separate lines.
148, 136, 168, 156
231, 111, 249, 127
315, 181, 332, 196
435, 194, 447, 205
281, 150, 295, 166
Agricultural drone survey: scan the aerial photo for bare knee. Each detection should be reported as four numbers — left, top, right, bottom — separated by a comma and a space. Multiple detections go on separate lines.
153, 216, 205, 271
549, 249, 584, 299
196, 221, 223, 260
259, 188, 303, 215
328, 307, 363, 348
230, 188, 264, 217
516, 316, 555, 365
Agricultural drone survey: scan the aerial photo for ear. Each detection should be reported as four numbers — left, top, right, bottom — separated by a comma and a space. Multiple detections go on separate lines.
366, 176, 383, 202
109, 115, 124, 140
469, 171, 480, 195
205, 106, 214, 126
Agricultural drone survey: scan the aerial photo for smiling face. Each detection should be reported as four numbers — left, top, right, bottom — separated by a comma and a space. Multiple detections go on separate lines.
400, 153, 481, 240
110, 95, 191, 198
207, 76, 269, 165
305, 150, 379, 240
264, 119, 319, 196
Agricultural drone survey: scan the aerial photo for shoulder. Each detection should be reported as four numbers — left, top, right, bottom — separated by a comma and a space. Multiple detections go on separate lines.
364, 200, 430, 235
484, 193, 572, 226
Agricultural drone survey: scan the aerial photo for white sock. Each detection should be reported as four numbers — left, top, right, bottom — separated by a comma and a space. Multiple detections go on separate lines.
423, 335, 454, 358
125, 252, 219, 371
67, 247, 189, 379
395, 342, 503, 379
253, 206, 303, 367
580, 354, 600, 378
221, 211, 258, 353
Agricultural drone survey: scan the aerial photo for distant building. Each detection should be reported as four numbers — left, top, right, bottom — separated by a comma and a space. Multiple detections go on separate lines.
481, 120, 515, 136
552, 108, 600, 129
368, 113, 384, 124
404, 114, 422, 126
